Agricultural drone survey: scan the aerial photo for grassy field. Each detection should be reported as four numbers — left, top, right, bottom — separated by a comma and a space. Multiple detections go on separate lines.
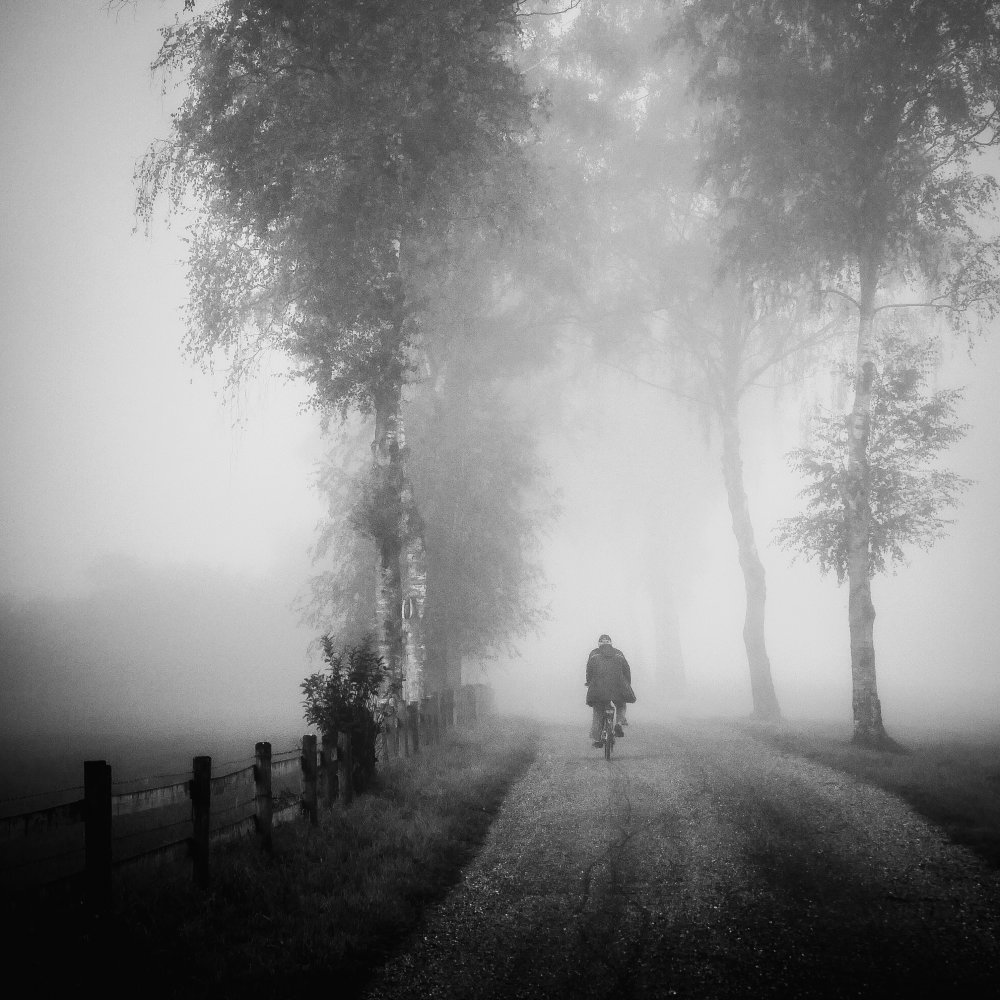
0, 727, 308, 812
5, 717, 538, 999
740, 718, 1000, 870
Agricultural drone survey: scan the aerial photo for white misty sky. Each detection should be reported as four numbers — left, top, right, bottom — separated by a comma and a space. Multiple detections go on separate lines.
1, 1, 998, 735
0, 0, 325, 598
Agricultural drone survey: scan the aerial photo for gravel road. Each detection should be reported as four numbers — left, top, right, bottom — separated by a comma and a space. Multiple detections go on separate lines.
363, 719, 1000, 998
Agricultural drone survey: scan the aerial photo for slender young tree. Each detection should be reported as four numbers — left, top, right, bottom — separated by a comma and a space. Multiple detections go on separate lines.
650, 268, 840, 722
679, 0, 1000, 745
138, 0, 537, 698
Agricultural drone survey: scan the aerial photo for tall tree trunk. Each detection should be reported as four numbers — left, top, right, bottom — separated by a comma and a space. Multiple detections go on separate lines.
844, 262, 888, 747
371, 393, 428, 703
719, 397, 781, 722
372, 390, 406, 702
372, 221, 428, 702
398, 418, 427, 702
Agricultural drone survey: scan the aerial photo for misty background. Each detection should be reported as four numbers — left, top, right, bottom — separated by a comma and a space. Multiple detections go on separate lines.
2, 2, 999, 796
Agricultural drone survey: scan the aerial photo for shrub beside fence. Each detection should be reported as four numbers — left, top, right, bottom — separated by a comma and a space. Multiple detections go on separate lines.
0, 684, 492, 905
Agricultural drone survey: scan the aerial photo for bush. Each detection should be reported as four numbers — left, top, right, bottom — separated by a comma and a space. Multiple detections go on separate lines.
302, 637, 392, 792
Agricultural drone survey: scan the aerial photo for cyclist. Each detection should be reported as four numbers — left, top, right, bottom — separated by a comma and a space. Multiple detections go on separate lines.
585, 633, 634, 747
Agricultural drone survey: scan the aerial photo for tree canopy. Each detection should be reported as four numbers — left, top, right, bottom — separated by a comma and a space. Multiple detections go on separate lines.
675, 0, 1000, 745
407, 378, 555, 668
139, 0, 538, 414
678, 0, 1000, 315
777, 331, 972, 582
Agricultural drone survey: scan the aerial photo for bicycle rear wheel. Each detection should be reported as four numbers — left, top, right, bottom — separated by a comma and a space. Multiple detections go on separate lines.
604, 731, 613, 760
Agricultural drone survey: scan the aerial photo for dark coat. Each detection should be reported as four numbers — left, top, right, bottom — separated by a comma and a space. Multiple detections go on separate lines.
585, 646, 631, 706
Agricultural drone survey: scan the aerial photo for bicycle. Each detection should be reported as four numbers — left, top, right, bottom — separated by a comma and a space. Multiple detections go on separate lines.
598, 702, 616, 760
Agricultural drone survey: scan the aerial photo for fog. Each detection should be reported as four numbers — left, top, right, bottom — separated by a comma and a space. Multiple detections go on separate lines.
479, 339, 1000, 733
2, 2, 999, 787
0, 2, 325, 755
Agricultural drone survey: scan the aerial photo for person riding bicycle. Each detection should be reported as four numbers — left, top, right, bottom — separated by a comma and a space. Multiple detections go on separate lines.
585, 633, 635, 747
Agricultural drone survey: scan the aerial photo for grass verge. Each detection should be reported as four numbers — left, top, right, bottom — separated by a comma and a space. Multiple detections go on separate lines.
740, 718, 1000, 870
9, 716, 538, 999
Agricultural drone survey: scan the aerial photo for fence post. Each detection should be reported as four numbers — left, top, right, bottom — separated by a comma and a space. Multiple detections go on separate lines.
191, 755, 211, 888
337, 731, 353, 805
321, 735, 337, 806
84, 760, 112, 911
302, 735, 318, 826
255, 742, 272, 853
409, 701, 421, 754
401, 703, 410, 758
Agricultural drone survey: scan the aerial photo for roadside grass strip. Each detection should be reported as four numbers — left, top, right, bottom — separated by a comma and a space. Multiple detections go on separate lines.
9, 717, 538, 999
742, 719, 1000, 870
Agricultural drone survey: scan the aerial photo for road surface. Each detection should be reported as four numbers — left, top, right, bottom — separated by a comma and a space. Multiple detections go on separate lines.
364, 720, 1000, 998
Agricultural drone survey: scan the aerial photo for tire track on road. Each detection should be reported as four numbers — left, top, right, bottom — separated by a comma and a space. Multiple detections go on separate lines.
363, 721, 1000, 999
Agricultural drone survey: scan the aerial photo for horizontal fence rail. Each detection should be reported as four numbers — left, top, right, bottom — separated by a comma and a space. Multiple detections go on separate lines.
0, 684, 493, 906
1, 799, 86, 841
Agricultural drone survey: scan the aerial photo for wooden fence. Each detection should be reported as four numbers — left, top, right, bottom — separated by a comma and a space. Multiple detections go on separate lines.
0, 684, 493, 906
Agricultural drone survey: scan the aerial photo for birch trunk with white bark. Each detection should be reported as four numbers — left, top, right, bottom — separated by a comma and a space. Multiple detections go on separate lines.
844, 261, 888, 747
372, 391, 405, 701
397, 417, 427, 702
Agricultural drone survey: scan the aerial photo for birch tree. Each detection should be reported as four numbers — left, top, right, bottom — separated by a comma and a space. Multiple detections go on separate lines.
138, 0, 536, 699
679, 0, 1000, 745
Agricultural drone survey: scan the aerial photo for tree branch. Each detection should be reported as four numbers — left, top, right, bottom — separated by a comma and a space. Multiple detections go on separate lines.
820, 287, 861, 310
